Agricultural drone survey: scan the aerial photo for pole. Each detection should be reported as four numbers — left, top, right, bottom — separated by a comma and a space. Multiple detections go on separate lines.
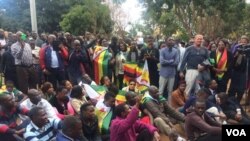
29, 0, 38, 34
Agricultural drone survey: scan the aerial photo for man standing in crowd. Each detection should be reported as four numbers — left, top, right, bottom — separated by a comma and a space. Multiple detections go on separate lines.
39, 34, 68, 88
140, 36, 159, 87
180, 34, 209, 96
11, 31, 38, 94
159, 37, 179, 101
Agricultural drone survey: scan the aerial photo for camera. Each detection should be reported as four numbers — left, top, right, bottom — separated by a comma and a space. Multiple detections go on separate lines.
237, 44, 250, 56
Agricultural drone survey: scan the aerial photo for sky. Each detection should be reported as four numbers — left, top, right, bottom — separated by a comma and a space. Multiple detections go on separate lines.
121, 0, 144, 23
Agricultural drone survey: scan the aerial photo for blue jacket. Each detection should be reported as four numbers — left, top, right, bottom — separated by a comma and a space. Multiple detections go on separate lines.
44, 46, 65, 70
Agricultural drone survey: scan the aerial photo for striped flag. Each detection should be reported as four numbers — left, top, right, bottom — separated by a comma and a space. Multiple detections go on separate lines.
123, 62, 138, 85
82, 84, 106, 100
95, 100, 113, 134
93, 46, 111, 85
115, 90, 127, 104
136, 61, 150, 93
122, 61, 150, 94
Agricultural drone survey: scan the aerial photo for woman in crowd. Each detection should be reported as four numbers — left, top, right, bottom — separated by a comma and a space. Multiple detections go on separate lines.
210, 39, 233, 93
122, 79, 140, 93
70, 85, 88, 114
41, 81, 55, 100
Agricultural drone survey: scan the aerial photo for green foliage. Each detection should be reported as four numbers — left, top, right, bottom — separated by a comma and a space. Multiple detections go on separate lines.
140, 0, 248, 39
0, 0, 113, 35
60, 0, 113, 35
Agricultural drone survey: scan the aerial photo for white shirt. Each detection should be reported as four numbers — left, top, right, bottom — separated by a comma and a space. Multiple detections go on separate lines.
21, 98, 57, 119
50, 47, 59, 68
177, 46, 186, 71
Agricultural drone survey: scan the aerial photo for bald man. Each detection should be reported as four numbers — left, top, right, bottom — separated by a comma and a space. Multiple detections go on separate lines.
179, 34, 209, 97
39, 34, 68, 88
143, 86, 185, 136
20, 89, 57, 118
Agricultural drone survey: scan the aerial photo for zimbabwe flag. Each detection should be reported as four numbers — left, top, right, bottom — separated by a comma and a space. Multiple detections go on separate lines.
93, 46, 111, 85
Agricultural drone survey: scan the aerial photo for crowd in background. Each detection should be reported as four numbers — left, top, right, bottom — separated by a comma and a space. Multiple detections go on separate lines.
1, 28, 250, 141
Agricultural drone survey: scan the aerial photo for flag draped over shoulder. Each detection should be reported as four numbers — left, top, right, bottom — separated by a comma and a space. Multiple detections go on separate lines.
123, 61, 150, 94
95, 101, 113, 134
216, 49, 228, 80
93, 46, 110, 85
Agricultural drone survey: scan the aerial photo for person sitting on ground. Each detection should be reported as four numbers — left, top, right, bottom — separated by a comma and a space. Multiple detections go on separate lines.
125, 91, 153, 124
79, 73, 97, 86
122, 79, 140, 93
80, 103, 102, 141
0, 94, 30, 141
49, 86, 69, 119
24, 106, 62, 141
218, 93, 250, 124
100, 76, 112, 90
70, 85, 88, 115
183, 88, 214, 115
185, 99, 221, 141
110, 96, 160, 141
61, 80, 73, 98
41, 81, 55, 100
21, 89, 57, 119
0, 80, 27, 104
206, 92, 228, 125
95, 91, 116, 141
56, 115, 88, 141
143, 86, 185, 137
171, 80, 187, 112
205, 79, 218, 104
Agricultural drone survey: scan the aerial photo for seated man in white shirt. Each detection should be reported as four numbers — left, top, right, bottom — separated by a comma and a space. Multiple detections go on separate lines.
21, 89, 57, 119
24, 106, 62, 141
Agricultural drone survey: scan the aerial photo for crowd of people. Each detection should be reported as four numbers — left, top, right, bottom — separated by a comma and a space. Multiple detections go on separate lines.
0, 27, 250, 141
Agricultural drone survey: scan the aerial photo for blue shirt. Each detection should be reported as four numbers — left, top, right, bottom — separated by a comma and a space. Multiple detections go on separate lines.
159, 47, 179, 78
24, 118, 61, 141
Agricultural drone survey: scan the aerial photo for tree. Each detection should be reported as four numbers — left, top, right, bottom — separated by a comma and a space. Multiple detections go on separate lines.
60, 0, 114, 35
140, 0, 247, 39
0, 0, 85, 33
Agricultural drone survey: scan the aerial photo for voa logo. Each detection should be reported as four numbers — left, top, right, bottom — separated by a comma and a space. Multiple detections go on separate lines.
226, 129, 246, 136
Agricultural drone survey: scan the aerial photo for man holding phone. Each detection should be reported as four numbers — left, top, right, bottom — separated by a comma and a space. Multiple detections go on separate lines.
11, 31, 38, 94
